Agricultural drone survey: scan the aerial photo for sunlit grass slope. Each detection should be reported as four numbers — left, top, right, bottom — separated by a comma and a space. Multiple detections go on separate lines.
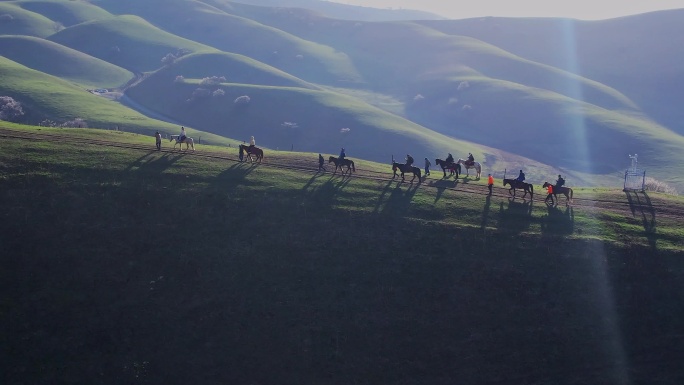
0, 1, 58, 37
160, 52, 318, 90
48, 14, 218, 72
12, 0, 113, 27
92, 0, 363, 85
126, 59, 574, 182
2, 125, 683, 385
0, 35, 133, 88
0, 56, 230, 145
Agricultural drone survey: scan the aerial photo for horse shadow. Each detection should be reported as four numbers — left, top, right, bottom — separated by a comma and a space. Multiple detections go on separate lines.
497, 198, 534, 234
208, 162, 258, 197
302, 176, 353, 215
428, 178, 459, 203
540, 205, 574, 236
376, 179, 420, 217
124, 152, 185, 174
625, 191, 657, 248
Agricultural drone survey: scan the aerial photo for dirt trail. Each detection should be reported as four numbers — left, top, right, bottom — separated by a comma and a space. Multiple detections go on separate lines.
2, 127, 682, 220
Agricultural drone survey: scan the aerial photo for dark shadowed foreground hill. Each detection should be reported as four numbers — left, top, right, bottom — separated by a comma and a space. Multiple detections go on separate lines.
2, 126, 684, 384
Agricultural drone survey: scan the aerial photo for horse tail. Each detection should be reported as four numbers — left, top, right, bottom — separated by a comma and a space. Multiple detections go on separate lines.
530, 184, 534, 196
351, 161, 355, 172
191, 139, 195, 150
569, 188, 573, 201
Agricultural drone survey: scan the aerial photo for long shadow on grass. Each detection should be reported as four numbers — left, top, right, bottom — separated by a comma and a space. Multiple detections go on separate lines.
300, 173, 352, 214
125, 152, 186, 173
540, 205, 574, 236
428, 177, 460, 203
376, 180, 420, 217
208, 162, 258, 196
497, 197, 534, 235
625, 191, 657, 249
480, 194, 492, 230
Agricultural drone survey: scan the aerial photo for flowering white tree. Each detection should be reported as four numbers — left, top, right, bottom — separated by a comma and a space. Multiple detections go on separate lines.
0, 96, 24, 122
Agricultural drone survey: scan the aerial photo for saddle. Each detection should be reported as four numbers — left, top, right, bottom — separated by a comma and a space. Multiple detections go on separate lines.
465, 160, 474, 167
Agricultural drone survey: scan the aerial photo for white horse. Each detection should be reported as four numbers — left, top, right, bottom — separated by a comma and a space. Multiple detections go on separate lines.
457, 158, 481, 179
169, 135, 195, 151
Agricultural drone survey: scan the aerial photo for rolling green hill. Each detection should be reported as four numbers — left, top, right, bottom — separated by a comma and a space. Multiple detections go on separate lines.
48, 14, 218, 73
12, 0, 113, 27
93, 0, 364, 85
1, 0, 683, 189
124, 54, 595, 185
416, 10, 684, 134
0, 35, 133, 88
0, 56, 231, 145
0, 1, 59, 37
1, 126, 683, 384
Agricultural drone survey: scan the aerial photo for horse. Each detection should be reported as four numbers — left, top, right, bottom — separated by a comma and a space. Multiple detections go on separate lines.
503, 178, 534, 199
239, 144, 263, 163
543, 182, 573, 206
434, 159, 460, 178
457, 159, 481, 179
328, 156, 355, 173
392, 161, 421, 182
169, 135, 195, 151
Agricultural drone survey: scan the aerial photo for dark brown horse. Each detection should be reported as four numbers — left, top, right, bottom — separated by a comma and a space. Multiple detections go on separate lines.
392, 161, 421, 182
239, 144, 263, 163
328, 156, 355, 173
434, 159, 460, 178
503, 178, 534, 198
543, 182, 573, 206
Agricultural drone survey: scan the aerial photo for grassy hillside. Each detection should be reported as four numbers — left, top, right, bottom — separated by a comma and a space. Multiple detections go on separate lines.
12, 0, 113, 27
123, 56, 597, 185
417, 11, 684, 134
0, 35, 133, 88
0, 56, 231, 145
48, 14, 218, 73
93, 0, 364, 85
2, 126, 684, 384
156, 51, 318, 90
219, 0, 445, 21
0, 1, 59, 37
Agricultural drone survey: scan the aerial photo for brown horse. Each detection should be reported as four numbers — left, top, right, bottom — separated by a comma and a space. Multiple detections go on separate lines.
503, 178, 534, 198
543, 182, 573, 206
328, 156, 355, 173
435, 159, 460, 178
239, 144, 263, 163
392, 161, 421, 182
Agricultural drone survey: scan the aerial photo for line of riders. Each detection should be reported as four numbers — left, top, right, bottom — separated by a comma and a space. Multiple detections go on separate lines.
169, 130, 569, 204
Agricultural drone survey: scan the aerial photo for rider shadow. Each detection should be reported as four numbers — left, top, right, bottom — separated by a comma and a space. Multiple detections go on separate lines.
625, 191, 657, 248
376, 180, 420, 217
304, 176, 352, 213
429, 178, 460, 203
209, 162, 258, 196
125, 152, 185, 174
497, 198, 534, 234
480, 194, 492, 230
540, 205, 574, 236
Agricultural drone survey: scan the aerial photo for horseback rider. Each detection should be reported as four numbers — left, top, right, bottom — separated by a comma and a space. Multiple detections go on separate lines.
446, 153, 454, 164
405, 154, 414, 167
516, 170, 525, 182
179, 126, 187, 143
556, 174, 565, 188
339, 147, 346, 161
467, 152, 475, 166
248, 136, 256, 153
